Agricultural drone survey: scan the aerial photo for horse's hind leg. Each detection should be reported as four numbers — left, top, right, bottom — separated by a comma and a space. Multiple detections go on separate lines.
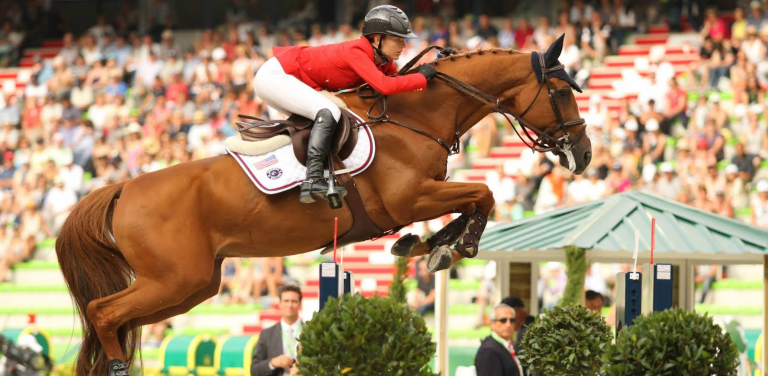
87, 248, 216, 364
131, 258, 224, 328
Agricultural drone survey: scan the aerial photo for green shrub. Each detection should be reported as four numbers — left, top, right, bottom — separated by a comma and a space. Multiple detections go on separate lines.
603, 308, 739, 376
560, 246, 587, 306
519, 304, 611, 376
388, 256, 410, 304
298, 294, 436, 376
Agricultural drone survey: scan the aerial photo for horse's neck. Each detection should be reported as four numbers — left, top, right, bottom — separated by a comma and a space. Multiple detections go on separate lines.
401, 52, 530, 140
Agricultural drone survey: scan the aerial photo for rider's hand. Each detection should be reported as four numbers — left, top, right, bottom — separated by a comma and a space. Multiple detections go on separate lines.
438, 47, 458, 58
418, 64, 438, 80
271, 355, 295, 369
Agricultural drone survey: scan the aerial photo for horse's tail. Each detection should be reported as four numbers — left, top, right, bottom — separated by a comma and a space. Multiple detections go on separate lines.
55, 181, 138, 376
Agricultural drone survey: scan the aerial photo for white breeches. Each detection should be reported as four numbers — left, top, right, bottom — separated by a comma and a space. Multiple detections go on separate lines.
253, 57, 342, 122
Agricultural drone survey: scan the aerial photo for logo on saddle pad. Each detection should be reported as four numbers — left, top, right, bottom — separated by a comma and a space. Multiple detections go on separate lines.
266, 168, 283, 180
254, 154, 278, 170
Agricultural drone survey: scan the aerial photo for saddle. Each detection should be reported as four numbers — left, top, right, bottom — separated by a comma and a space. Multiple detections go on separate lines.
235, 108, 381, 253
235, 111, 360, 167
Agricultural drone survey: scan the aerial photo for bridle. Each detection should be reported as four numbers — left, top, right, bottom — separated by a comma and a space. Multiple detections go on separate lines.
355, 46, 587, 171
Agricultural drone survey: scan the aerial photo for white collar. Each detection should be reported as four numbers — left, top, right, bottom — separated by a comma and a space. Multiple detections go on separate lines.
498, 336, 511, 350
491, 331, 512, 350
281, 318, 302, 332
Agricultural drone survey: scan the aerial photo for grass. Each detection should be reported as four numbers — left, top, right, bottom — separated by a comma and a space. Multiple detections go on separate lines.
0, 306, 74, 314
139, 347, 160, 360
0, 283, 67, 292
694, 304, 764, 315
456, 259, 488, 267
711, 279, 762, 290
687, 92, 735, 101
187, 303, 262, 314
11, 260, 60, 270
427, 326, 491, 340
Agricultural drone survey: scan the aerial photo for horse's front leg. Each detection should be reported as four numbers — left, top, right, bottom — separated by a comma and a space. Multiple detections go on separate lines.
390, 180, 494, 272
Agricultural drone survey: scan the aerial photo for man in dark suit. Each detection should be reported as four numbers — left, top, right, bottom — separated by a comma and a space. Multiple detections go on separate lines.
500, 296, 535, 354
475, 304, 523, 376
251, 285, 303, 376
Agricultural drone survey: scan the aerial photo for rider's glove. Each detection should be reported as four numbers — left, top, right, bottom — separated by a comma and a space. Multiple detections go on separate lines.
418, 64, 438, 80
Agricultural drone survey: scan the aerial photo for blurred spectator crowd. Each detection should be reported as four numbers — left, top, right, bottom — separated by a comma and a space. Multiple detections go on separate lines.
0, 0, 766, 306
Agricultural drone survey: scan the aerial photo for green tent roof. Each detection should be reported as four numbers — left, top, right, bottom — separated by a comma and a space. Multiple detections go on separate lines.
479, 190, 768, 262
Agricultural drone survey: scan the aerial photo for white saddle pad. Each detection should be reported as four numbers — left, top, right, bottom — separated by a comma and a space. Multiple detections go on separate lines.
226, 122, 375, 195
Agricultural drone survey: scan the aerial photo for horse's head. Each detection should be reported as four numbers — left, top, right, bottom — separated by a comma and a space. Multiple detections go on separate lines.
512, 34, 592, 174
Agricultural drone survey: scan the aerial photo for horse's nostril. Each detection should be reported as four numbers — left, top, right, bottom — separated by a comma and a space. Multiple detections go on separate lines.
584, 151, 592, 163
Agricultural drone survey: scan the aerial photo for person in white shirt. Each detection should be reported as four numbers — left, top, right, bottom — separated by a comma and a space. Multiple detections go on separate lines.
187, 111, 213, 151
136, 52, 163, 87
583, 167, 607, 201
58, 156, 84, 195
656, 162, 682, 201
751, 180, 768, 229
56, 32, 79, 66
533, 16, 554, 49
43, 177, 78, 235
87, 94, 115, 131
40, 96, 63, 131
567, 171, 591, 204
24, 75, 48, 100
251, 285, 304, 376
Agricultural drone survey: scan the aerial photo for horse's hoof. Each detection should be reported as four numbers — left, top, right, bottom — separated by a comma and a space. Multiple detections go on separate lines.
426, 245, 453, 273
391, 234, 421, 257
108, 359, 130, 376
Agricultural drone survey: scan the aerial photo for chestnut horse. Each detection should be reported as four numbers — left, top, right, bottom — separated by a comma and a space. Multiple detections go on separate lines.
56, 36, 590, 375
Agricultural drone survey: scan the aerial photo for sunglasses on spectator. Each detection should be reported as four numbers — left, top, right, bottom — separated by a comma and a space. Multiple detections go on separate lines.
494, 317, 516, 324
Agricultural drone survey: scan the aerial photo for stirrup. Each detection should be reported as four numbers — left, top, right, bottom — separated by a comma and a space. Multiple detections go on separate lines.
325, 184, 348, 210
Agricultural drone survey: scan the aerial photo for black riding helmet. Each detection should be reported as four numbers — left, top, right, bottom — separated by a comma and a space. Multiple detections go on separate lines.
362, 5, 417, 64
362, 5, 418, 38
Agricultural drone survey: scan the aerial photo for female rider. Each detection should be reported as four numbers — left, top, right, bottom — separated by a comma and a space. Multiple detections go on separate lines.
253, 5, 441, 204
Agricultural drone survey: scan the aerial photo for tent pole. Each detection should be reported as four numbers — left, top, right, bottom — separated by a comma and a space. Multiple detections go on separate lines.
763, 255, 767, 373
496, 261, 510, 304
677, 260, 688, 309
530, 262, 539, 316
435, 269, 449, 374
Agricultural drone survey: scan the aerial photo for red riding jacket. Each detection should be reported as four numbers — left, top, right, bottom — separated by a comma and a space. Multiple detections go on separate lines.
272, 36, 427, 95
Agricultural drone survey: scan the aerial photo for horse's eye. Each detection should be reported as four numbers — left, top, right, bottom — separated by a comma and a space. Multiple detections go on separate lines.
558, 89, 570, 98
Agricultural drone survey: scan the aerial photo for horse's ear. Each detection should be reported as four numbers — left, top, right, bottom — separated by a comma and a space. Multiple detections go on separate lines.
544, 34, 565, 67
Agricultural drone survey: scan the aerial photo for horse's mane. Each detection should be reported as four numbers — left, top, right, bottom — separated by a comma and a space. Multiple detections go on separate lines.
430, 47, 523, 66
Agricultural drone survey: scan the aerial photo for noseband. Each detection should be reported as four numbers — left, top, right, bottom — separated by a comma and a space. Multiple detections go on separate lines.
356, 46, 586, 170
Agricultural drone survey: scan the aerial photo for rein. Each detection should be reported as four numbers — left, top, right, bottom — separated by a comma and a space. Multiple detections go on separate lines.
355, 45, 586, 156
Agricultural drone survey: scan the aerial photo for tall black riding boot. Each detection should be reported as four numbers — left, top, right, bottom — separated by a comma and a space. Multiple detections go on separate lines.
298, 109, 346, 204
